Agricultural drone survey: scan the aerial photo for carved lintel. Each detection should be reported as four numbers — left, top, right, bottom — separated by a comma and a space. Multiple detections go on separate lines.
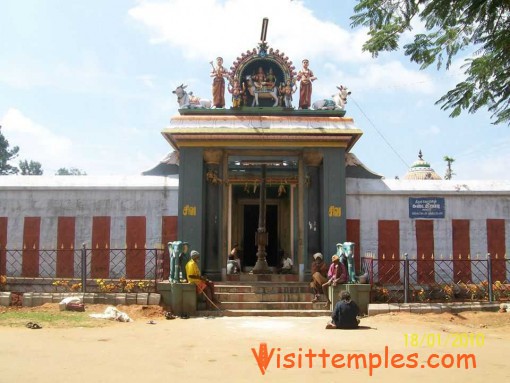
203, 149, 223, 164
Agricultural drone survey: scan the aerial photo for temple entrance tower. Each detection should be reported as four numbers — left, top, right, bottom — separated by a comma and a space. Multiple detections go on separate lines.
162, 19, 362, 280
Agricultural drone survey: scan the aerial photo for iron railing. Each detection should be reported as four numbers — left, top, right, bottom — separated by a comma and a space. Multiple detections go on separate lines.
362, 253, 510, 303
0, 245, 165, 293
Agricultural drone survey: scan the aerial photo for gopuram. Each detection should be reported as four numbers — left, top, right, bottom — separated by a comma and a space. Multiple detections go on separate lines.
163, 19, 363, 281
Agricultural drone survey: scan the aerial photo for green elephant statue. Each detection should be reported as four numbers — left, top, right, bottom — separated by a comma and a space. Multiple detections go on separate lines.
168, 241, 190, 283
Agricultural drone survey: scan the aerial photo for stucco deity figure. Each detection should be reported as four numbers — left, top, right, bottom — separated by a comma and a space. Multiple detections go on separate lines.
281, 78, 297, 108
210, 57, 229, 108
265, 68, 276, 88
253, 66, 266, 89
296, 59, 317, 109
228, 79, 242, 108
168, 241, 190, 283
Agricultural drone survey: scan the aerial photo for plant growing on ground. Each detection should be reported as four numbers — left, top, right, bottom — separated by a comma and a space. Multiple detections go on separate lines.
414, 288, 427, 302
491, 281, 510, 301
0, 275, 7, 291
118, 277, 136, 293
373, 285, 389, 302
95, 279, 116, 293
441, 284, 454, 301
137, 280, 151, 293
52, 280, 70, 291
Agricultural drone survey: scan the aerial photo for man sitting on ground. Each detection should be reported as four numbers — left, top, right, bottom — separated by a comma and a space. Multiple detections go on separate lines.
185, 250, 220, 309
326, 290, 360, 329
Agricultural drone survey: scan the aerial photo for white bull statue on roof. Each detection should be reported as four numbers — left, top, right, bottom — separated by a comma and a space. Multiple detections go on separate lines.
312, 85, 351, 111
172, 84, 212, 109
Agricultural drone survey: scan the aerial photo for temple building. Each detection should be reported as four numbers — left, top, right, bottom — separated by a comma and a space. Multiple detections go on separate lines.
1, 23, 509, 286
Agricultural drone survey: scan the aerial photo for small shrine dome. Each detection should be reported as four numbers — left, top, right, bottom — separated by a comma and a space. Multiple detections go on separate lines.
403, 150, 442, 180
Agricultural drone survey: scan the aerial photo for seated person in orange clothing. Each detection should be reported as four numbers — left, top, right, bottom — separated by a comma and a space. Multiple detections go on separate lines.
185, 250, 219, 309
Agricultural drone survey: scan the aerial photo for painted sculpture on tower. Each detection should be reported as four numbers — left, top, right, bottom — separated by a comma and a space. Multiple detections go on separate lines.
228, 78, 243, 108
280, 78, 297, 108
172, 84, 212, 109
210, 56, 230, 108
312, 85, 351, 111
296, 59, 317, 109
172, 18, 350, 113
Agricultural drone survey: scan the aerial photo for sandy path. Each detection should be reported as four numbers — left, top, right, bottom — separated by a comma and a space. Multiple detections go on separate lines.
1, 312, 509, 382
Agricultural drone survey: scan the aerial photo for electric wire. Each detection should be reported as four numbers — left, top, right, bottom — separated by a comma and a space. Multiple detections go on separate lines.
349, 95, 410, 170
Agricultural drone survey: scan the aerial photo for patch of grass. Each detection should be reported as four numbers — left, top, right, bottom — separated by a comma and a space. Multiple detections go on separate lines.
0, 310, 111, 328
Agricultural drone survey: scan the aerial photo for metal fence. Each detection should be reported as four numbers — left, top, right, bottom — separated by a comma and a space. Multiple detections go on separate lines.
0, 245, 165, 293
362, 253, 510, 303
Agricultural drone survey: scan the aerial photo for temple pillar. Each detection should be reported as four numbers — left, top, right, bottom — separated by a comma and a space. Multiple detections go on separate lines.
177, 147, 204, 268
304, 151, 323, 272
321, 148, 346, 259
203, 149, 223, 280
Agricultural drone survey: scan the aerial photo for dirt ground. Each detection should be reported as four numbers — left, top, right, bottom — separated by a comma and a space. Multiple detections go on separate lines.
1, 304, 509, 382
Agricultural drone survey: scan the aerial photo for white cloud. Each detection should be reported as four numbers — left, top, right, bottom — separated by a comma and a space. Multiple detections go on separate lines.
355, 61, 435, 94
128, 0, 372, 65
452, 137, 510, 180
1, 108, 73, 170
0, 57, 51, 89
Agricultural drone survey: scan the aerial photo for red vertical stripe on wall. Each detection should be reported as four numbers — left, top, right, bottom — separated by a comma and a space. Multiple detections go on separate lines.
416, 220, 435, 283
487, 219, 506, 282
56, 217, 75, 278
452, 219, 471, 282
0, 217, 7, 275
126, 216, 146, 279
22, 217, 41, 277
91, 217, 111, 278
346, 219, 361, 271
378, 220, 400, 283
161, 216, 178, 280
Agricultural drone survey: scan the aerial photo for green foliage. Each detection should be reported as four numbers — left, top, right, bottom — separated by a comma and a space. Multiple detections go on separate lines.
0, 126, 20, 175
56, 167, 87, 176
351, 0, 510, 125
443, 155, 455, 180
19, 159, 43, 175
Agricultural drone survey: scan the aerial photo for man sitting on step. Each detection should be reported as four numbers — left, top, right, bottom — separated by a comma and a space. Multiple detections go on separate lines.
185, 250, 220, 309
278, 252, 294, 274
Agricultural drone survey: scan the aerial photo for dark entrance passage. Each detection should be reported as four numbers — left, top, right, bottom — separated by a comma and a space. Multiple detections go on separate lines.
243, 204, 278, 267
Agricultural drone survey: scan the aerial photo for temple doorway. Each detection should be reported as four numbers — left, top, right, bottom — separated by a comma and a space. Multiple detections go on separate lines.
230, 182, 293, 271
242, 204, 279, 267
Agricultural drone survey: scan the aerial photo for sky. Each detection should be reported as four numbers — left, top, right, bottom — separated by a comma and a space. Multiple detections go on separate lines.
0, 0, 508, 180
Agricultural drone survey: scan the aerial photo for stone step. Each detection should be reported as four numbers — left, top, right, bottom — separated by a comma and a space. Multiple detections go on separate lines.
197, 309, 330, 317
226, 274, 300, 282
216, 292, 317, 302
216, 301, 328, 310
215, 283, 312, 294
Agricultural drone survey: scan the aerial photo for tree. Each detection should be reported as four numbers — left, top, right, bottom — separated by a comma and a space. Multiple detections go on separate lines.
55, 167, 87, 176
0, 125, 20, 175
19, 160, 43, 175
443, 155, 455, 180
351, 0, 510, 125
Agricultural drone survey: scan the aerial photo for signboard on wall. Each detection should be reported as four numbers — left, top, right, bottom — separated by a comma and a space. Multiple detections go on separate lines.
409, 197, 445, 218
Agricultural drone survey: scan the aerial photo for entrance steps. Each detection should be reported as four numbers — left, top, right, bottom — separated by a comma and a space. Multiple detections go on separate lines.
198, 276, 330, 317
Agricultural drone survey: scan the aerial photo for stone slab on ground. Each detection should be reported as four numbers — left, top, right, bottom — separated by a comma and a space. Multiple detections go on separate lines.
369, 302, 501, 315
